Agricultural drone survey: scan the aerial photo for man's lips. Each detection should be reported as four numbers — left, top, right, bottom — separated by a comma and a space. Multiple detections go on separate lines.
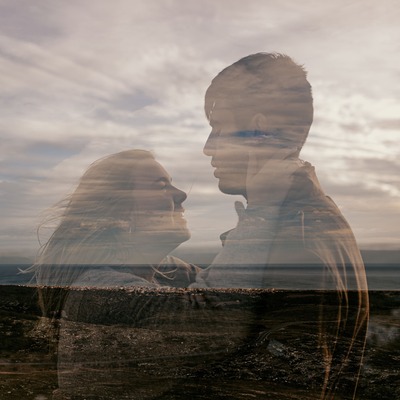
211, 160, 234, 174
211, 159, 221, 168
213, 167, 230, 178
211, 161, 220, 177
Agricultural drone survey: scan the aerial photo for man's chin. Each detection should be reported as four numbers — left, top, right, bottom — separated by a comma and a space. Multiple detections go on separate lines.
218, 180, 245, 196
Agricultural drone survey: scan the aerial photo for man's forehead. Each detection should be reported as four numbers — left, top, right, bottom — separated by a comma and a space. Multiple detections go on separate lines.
210, 100, 254, 125
209, 99, 235, 120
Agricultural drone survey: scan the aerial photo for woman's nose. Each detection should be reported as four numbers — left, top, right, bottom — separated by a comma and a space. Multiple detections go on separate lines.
172, 187, 187, 204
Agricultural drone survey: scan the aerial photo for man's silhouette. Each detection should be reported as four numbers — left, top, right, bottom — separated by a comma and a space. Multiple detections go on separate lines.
192, 53, 369, 399
194, 53, 367, 293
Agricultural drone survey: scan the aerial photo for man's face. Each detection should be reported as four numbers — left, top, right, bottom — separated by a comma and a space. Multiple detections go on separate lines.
203, 103, 251, 196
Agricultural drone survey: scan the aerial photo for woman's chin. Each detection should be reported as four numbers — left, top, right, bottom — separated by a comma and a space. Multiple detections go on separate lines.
160, 228, 191, 246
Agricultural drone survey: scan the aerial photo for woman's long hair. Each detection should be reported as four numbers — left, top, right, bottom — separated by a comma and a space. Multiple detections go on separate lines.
30, 149, 156, 316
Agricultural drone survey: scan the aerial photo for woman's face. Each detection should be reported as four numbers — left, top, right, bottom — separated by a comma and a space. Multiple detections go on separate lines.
131, 158, 190, 247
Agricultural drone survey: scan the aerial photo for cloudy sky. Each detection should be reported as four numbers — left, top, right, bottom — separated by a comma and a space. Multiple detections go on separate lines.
0, 0, 399, 258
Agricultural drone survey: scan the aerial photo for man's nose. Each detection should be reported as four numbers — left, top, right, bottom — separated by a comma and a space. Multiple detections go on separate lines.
203, 132, 216, 156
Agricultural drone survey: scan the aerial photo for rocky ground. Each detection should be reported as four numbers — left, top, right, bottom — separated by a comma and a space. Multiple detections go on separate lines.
0, 286, 399, 399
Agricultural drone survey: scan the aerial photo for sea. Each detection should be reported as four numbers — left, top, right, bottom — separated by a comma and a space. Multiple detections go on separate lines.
0, 263, 399, 290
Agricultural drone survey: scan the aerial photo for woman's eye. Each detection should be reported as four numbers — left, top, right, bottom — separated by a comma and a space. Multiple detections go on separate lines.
153, 179, 171, 191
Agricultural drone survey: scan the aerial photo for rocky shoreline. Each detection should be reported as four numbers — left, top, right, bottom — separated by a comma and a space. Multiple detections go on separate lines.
1, 286, 399, 399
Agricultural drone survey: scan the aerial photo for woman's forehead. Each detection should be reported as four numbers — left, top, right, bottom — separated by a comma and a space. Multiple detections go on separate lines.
133, 159, 171, 182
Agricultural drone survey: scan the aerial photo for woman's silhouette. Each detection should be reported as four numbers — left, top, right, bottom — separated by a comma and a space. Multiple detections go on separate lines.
32, 149, 194, 293
30, 150, 198, 399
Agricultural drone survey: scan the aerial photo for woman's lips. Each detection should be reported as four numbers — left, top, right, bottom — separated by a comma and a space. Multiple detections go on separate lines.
173, 209, 186, 221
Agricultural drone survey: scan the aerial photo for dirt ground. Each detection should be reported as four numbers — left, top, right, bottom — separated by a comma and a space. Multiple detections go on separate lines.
1, 287, 399, 400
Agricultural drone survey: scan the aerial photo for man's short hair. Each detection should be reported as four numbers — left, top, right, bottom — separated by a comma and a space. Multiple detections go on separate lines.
205, 53, 314, 149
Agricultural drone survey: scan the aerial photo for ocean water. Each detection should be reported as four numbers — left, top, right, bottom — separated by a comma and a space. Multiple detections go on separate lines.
0, 264, 399, 290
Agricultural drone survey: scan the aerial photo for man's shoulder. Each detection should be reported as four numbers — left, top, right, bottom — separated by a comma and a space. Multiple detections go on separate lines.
280, 194, 350, 232
301, 196, 354, 240
271, 195, 361, 264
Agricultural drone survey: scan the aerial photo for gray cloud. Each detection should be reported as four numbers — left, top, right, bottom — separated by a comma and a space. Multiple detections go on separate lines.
0, 1, 62, 42
0, 0, 399, 254
372, 119, 400, 131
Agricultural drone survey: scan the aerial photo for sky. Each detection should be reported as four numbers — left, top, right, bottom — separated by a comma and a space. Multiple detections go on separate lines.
0, 0, 399, 258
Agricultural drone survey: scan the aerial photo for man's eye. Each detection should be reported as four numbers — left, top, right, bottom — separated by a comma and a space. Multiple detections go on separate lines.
236, 130, 262, 138
235, 130, 276, 139
211, 128, 221, 137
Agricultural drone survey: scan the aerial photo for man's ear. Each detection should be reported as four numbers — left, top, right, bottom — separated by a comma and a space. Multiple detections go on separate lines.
251, 113, 269, 131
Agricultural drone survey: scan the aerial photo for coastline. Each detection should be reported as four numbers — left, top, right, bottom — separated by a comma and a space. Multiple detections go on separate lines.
1, 286, 399, 399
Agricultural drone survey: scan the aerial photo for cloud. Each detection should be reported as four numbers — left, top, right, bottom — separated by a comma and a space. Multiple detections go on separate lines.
0, 1, 62, 42
0, 0, 399, 254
